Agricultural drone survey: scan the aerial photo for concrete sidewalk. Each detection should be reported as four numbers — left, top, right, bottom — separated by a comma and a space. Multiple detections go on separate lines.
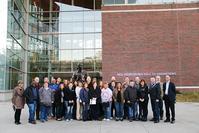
0, 102, 199, 133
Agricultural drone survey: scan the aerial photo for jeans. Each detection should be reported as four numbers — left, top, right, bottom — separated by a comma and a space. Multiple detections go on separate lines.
108, 102, 112, 118
40, 105, 51, 121
27, 101, 37, 122
64, 101, 74, 120
128, 102, 137, 120
135, 101, 138, 119
82, 103, 89, 121
114, 102, 124, 119
151, 99, 160, 121
102, 102, 111, 119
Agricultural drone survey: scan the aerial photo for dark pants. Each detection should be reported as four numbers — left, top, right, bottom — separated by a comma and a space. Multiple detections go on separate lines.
56, 103, 64, 119
14, 109, 22, 123
82, 103, 89, 121
151, 99, 160, 121
164, 97, 175, 121
90, 103, 100, 120
72, 101, 76, 119
111, 101, 115, 117
138, 99, 148, 120
159, 98, 164, 119
52, 102, 56, 117
123, 102, 128, 119
36, 102, 40, 120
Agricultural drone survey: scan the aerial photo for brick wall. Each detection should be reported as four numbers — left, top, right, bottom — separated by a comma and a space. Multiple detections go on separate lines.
102, 3, 199, 86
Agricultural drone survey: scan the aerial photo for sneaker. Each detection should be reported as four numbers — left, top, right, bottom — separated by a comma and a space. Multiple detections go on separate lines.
106, 119, 110, 121
103, 118, 106, 121
57, 118, 62, 121
40, 120, 45, 123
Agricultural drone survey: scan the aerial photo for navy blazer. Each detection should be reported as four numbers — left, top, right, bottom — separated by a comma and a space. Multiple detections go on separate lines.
163, 82, 176, 101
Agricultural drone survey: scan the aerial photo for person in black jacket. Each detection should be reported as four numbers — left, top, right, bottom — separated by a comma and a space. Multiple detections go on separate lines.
163, 75, 176, 124
54, 83, 65, 121
63, 82, 76, 121
23, 81, 39, 124
149, 77, 161, 123
124, 80, 137, 122
89, 81, 101, 120
137, 79, 149, 121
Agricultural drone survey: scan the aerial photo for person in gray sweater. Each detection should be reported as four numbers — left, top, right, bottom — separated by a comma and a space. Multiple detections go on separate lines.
39, 82, 54, 122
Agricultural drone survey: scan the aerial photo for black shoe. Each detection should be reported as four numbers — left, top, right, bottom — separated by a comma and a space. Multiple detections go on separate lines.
15, 122, 21, 125
129, 119, 133, 122
142, 118, 147, 122
150, 118, 154, 121
164, 119, 170, 122
171, 120, 175, 124
154, 120, 159, 123
120, 118, 123, 121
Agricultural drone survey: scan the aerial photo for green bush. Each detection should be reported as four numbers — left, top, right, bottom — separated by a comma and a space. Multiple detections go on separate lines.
177, 92, 199, 102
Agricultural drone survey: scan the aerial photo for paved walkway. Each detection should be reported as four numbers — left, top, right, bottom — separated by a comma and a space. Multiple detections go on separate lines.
0, 102, 199, 133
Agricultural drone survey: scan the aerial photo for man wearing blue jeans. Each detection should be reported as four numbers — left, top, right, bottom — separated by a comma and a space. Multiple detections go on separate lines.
24, 81, 39, 124
124, 80, 138, 122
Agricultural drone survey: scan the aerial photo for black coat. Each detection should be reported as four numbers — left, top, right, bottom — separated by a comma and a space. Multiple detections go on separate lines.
54, 88, 64, 106
124, 85, 137, 103
23, 85, 39, 104
137, 85, 149, 100
163, 82, 176, 101
88, 86, 101, 103
63, 87, 76, 102
149, 83, 161, 100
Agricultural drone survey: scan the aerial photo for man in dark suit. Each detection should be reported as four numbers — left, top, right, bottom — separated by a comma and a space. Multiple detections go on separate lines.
149, 77, 161, 123
163, 75, 176, 124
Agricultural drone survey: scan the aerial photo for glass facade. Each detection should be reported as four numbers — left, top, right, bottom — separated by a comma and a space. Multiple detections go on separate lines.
5, 0, 26, 90
0, 0, 102, 91
28, 0, 102, 83
103, 0, 199, 5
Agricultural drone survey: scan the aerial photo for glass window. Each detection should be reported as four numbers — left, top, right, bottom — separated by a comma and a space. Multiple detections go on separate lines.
59, 50, 72, 62
95, 21, 102, 32
84, 22, 95, 32
73, 22, 84, 33
95, 33, 102, 49
84, 50, 94, 71
84, 11, 95, 21
72, 34, 83, 49
59, 34, 72, 49
115, 0, 125, 4
103, 0, 115, 5
84, 34, 95, 49
72, 50, 83, 61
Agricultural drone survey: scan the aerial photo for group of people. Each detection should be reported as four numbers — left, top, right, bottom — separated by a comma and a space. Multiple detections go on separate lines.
11, 75, 176, 125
